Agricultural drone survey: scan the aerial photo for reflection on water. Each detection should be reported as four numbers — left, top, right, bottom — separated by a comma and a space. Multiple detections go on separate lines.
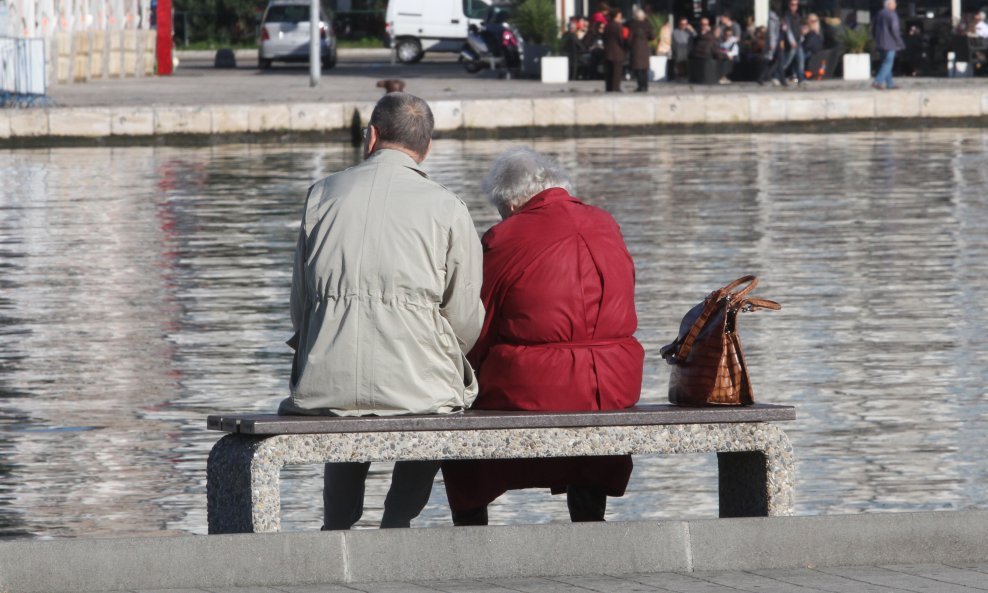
2, 131, 988, 538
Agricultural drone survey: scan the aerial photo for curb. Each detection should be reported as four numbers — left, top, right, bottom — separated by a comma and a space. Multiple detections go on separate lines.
2, 511, 987, 592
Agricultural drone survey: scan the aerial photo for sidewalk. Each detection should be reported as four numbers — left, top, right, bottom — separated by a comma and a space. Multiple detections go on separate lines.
77, 564, 988, 593
4, 512, 988, 593
2, 48, 987, 144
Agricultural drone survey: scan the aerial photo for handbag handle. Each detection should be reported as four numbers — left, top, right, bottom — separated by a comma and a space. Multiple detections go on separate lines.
671, 276, 777, 361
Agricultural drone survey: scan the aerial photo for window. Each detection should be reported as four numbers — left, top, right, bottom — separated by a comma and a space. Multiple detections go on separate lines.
463, 0, 492, 20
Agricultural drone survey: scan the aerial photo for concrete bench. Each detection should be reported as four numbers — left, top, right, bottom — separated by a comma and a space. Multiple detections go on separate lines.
205, 403, 796, 534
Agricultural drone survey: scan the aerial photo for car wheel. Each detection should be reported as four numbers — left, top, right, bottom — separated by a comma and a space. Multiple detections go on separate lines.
258, 58, 272, 70
463, 60, 483, 74
322, 48, 337, 69
395, 38, 423, 63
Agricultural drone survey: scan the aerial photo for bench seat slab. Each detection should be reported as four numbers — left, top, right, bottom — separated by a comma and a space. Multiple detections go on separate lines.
207, 423, 794, 533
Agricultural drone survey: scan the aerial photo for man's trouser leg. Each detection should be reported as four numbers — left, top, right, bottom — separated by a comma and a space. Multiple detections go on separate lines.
323, 461, 371, 530
875, 50, 896, 87
566, 485, 607, 522
380, 460, 442, 529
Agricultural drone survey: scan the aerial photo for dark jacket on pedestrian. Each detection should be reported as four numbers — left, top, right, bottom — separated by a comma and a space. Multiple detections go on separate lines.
627, 20, 655, 70
872, 7, 905, 52
690, 31, 725, 60
604, 21, 627, 61
802, 30, 823, 57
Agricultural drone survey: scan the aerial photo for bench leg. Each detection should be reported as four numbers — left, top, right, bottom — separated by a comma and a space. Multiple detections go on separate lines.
207, 433, 279, 534
717, 451, 769, 517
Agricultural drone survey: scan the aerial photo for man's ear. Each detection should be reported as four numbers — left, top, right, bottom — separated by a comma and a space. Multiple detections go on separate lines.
416, 139, 433, 164
363, 125, 379, 159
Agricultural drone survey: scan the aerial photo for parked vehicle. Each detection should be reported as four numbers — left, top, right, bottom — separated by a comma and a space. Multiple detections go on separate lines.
258, 0, 337, 69
385, 0, 491, 63
460, 18, 523, 78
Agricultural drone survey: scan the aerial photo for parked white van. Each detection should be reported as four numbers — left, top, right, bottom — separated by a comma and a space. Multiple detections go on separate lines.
385, 0, 492, 63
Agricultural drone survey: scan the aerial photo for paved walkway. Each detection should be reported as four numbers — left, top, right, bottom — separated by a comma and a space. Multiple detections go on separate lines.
46, 48, 988, 108
83, 563, 988, 593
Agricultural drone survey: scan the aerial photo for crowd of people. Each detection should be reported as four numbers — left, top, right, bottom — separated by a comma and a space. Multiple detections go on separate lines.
557, 1, 903, 88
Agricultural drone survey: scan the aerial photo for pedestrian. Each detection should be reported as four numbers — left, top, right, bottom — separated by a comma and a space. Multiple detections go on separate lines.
780, 0, 805, 85
282, 92, 484, 530
758, 7, 782, 85
671, 17, 696, 80
603, 8, 627, 92
872, 0, 905, 89
442, 147, 644, 526
627, 8, 655, 91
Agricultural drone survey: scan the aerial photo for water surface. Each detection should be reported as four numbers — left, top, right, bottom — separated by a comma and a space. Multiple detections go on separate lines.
2, 130, 987, 538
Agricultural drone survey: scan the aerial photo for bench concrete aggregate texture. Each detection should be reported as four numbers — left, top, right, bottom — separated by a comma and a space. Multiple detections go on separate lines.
205, 405, 796, 534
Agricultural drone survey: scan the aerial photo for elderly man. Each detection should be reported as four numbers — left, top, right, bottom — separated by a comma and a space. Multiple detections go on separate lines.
282, 92, 484, 530
442, 147, 644, 525
872, 0, 905, 89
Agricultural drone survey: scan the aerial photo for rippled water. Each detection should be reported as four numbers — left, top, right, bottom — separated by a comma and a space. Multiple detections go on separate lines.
2, 130, 988, 539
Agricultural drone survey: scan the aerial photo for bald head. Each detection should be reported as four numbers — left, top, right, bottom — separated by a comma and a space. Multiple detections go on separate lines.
368, 92, 434, 160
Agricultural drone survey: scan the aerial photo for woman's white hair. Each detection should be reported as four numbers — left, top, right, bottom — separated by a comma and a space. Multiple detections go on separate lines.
480, 147, 572, 211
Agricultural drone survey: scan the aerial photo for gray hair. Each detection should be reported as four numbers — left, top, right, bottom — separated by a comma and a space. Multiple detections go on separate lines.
480, 147, 573, 211
369, 92, 434, 157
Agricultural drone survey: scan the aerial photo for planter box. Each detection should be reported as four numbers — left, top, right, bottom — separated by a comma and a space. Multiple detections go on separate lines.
540, 55, 569, 83
649, 55, 668, 81
842, 52, 870, 80
523, 43, 549, 77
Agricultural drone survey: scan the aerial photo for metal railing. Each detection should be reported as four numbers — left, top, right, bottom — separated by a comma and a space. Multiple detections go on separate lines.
0, 35, 46, 95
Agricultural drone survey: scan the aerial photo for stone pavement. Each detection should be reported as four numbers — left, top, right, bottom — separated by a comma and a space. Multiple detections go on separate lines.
44, 48, 988, 108
4, 48, 987, 143
81, 563, 988, 593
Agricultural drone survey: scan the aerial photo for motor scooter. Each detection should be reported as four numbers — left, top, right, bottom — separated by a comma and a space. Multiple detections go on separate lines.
460, 21, 523, 78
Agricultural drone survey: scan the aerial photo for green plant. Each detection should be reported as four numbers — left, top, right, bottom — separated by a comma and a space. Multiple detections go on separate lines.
646, 13, 667, 51
513, 0, 561, 53
839, 26, 872, 53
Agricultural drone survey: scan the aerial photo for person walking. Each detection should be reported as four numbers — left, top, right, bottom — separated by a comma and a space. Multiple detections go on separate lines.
282, 92, 484, 530
603, 9, 627, 92
627, 8, 655, 91
872, 0, 905, 89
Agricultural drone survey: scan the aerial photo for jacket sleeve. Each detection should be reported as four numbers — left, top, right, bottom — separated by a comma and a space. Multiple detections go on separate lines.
441, 200, 485, 353
290, 186, 314, 334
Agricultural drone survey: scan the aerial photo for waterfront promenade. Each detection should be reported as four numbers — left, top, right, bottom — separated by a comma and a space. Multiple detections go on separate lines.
2, 512, 988, 592
2, 48, 988, 143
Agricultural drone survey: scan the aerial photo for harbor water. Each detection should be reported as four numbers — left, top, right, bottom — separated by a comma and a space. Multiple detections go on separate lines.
1, 129, 987, 538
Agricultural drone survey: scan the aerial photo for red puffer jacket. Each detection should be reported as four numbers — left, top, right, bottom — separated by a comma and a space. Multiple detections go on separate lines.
443, 187, 644, 512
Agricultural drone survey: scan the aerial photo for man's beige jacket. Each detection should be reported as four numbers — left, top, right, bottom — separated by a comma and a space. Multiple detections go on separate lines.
280, 149, 484, 416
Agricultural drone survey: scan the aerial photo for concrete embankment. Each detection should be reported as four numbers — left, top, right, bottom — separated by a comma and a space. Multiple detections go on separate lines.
2, 511, 987, 592
2, 86, 988, 146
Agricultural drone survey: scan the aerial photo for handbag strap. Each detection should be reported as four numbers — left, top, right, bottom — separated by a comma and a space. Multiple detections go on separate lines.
673, 276, 777, 361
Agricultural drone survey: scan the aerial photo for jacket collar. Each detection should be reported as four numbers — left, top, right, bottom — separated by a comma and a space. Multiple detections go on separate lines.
369, 148, 429, 178
517, 187, 578, 213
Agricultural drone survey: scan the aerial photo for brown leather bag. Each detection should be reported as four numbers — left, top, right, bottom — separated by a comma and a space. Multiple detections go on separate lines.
659, 276, 780, 406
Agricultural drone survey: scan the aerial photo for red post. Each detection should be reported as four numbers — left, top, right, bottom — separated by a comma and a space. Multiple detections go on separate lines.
156, 0, 173, 75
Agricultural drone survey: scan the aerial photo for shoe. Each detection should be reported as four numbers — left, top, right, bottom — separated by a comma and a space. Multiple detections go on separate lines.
718, 77, 732, 84
872, 82, 884, 90
886, 84, 899, 90
771, 78, 781, 86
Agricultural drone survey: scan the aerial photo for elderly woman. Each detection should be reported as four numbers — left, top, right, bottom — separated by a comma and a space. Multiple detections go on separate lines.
442, 148, 644, 525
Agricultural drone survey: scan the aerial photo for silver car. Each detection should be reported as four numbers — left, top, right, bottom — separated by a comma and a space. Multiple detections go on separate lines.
258, 0, 337, 69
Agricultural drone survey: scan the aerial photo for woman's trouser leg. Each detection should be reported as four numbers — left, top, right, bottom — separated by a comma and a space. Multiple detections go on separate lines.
323, 461, 371, 530
380, 460, 442, 528
566, 485, 607, 522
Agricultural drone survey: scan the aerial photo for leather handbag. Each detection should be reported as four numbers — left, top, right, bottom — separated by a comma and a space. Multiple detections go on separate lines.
659, 276, 780, 406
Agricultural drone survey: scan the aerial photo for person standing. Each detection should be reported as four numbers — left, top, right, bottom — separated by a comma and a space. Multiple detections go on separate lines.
872, 0, 905, 89
671, 17, 696, 80
282, 92, 484, 530
627, 8, 655, 91
780, 0, 805, 84
603, 9, 627, 92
